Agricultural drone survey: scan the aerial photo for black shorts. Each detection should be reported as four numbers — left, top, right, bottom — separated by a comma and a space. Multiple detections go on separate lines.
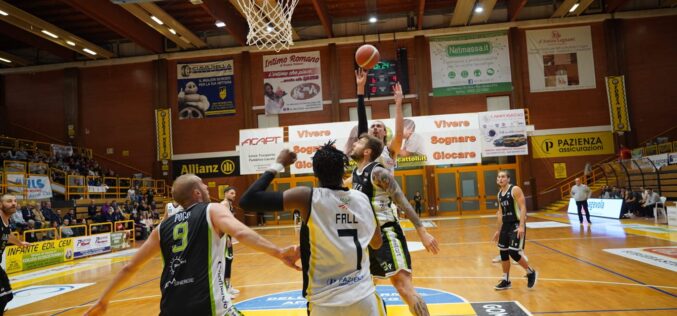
497, 222, 525, 251
369, 222, 412, 278
0, 267, 13, 305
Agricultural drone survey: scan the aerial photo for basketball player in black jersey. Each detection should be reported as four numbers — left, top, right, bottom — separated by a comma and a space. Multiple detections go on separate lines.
493, 170, 537, 290
0, 194, 31, 313
85, 175, 299, 316
350, 134, 439, 316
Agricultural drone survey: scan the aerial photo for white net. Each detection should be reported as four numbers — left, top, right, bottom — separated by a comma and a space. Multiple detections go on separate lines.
236, 0, 299, 52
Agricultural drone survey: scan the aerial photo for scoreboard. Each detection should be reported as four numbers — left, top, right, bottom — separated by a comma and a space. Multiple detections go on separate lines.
366, 60, 400, 97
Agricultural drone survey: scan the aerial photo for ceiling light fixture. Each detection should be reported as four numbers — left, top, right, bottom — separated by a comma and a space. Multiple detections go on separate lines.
369, 16, 377, 23
266, 25, 273, 33
0, 57, 11, 63
475, 6, 484, 13
168, 28, 177, 35
83, 48, 97, 56
66, 40, 76, 46
0, 9, 8, 16
215, 21, 226, 28
41, 30, 59, 39
569, 3, 580, 13
150, 15, 164, 25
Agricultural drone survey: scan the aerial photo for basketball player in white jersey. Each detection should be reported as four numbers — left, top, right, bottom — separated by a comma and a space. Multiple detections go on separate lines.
350, 134, 439, 316
240, 144, 386, 316
163, 201, 183, 219
85, 175, 299, 316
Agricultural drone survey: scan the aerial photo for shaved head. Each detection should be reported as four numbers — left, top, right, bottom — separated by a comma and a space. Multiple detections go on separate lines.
172, 174, 209, 208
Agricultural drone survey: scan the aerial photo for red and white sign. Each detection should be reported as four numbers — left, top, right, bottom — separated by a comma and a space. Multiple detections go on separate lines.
239, 127, 285, 175
73, 234, 111, 259
263, 51, 323, 114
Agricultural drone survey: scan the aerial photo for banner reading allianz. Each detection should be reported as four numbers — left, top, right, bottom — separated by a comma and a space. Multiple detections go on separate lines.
288, 113, 482, 174
239, 127, 285, 175
263, 51, 323, 115
526, 26, 596, 92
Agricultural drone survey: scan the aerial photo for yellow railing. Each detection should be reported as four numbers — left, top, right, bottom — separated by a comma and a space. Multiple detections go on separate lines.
89, 222, 113, 235
114, 220, 135, 242
61, 224, 88, 238
23, 227, 58, 241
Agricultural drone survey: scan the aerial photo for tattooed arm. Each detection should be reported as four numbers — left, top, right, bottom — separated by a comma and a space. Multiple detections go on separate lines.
372, 166, 440, 254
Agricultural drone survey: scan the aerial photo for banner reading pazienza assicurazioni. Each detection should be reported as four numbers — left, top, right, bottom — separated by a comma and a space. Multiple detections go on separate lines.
177, 60, 235, 119
263, 51, 323, 115
239, 127, 285, 175
430, 31, 512, 96
526, 26, 596, 92
478, 110, 528, 157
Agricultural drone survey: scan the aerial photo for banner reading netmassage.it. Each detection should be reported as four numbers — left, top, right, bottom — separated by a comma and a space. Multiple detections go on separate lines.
177, 60, 235, 119
239, 127, 285, 175
430, 31, 512, 96
287, 113, 482, 174
263, 51, 323, 114
526, 26, 596, 92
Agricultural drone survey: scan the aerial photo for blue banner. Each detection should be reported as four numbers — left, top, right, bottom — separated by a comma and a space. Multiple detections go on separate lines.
177, 60, 235, 119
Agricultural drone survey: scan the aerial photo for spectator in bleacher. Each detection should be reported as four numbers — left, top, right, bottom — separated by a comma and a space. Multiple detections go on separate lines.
61, 219, 75, 238
111, 208, 124, 222
600, 185, 611, 199
25, 220, 38, 242
122, 201, 133, 214
127, 185, 136, 202
87, 200, 97, 220
41, 201, 59, 224
146, 188, 155, 205
46, 221, 59, 240
31, 203, 47, 228
99, 202, 112, 222
640, 188, 660, 218
63, 208, 77, 223
10, 209, 28, 231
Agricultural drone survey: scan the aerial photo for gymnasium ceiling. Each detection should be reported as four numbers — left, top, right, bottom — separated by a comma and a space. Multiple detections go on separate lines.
0, 0, 675, 68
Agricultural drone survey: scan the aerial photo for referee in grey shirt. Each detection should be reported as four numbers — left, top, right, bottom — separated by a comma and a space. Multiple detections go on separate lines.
571, 178, 592, 224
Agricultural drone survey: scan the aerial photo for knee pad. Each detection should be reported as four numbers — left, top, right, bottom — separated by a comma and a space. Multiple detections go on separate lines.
500, 250, 510, 261
509, 249, 522, 262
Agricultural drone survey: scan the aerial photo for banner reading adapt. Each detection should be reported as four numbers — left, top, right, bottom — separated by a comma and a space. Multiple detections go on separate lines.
262, 51, 323, 114
172, 156, 240, 179
430, 31, 512, 96
239, 128, 285, 175
605, 76, 631, 133
531, 131, 615, 158
3, 239, 74, 274
526, 26, 596, 92
177, 60, 235, 119
155, 108, 173, 160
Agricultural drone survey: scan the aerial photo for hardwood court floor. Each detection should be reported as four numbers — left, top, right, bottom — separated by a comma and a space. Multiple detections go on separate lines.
7, 213, 677, 316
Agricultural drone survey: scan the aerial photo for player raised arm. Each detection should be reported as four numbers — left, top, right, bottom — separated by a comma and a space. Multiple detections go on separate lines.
387, 82, 404, 159
371, 166, 439, 254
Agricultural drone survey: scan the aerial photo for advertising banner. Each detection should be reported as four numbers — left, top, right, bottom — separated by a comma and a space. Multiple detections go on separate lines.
478, 109, 528, 157
6, 173, 25, 199
4, 239, 74, 273
554, 162, 567, 179
526, 26, 596, 92
3, 161, 26, 173
28, 162, 48, 175
172, 156, 240, 179
110, 232, 131, 250
26, 175, 52, 200
51, 144, 73, 157
531, 131, 614, 158
430, 31, 512, 96
73, 234, 112, 259
567, 198, 622, 219
287, 113, 482, 174
605, 76, 631, 133
263, 51, 323, 114
155, 108, 173, 160
239, 127, 285, 175
177, 60, 235, 119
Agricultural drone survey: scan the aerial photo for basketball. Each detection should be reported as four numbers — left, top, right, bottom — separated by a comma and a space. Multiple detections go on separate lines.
355, 44, 380, 69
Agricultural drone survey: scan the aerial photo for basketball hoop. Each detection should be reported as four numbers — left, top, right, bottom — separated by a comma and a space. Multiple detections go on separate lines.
236, 0, 299, 52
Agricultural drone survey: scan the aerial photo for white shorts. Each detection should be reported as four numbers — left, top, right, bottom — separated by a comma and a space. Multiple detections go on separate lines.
309, 292, 386, 316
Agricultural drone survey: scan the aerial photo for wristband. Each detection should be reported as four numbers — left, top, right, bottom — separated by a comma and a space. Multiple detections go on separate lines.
268, 162, 285, 173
